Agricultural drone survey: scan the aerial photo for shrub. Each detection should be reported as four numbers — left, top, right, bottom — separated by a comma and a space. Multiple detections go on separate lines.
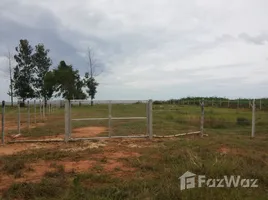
236, 117, 250, 126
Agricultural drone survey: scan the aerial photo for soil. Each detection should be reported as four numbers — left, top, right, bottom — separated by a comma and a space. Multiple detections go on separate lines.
5, 126, 107, 142
72, 126, 107, 138
0, 134, 156, 193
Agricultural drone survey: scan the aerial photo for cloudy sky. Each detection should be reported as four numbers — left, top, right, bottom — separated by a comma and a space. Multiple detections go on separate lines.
0, 0, 268, 101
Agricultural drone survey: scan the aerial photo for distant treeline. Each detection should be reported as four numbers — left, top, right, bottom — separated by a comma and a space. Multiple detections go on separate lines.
153, 97, 268, 109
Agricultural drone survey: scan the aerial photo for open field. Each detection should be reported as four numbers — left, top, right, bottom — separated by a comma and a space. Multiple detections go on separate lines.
0, 102, 267, 199
1, 101, 267, 140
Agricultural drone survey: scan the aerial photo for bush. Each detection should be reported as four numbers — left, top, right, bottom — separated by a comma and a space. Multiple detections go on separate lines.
236, 117, 250, 126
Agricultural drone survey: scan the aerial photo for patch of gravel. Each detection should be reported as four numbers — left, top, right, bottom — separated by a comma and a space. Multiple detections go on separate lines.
60, 141, 107, 152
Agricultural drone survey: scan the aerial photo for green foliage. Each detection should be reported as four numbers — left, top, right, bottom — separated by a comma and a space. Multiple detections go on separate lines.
84, 72, 99, 105
13, 39, 36, 102
1, 158, 25, 176
43, 71, 56, 101
32, 43, 53, 101
54, 61, 86, 100
236, 117, 250, 126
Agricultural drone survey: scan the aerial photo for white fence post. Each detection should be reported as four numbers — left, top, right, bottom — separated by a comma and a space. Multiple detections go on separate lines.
148, 99, 153, 139
69, 101, 72, 138
108, 101, 112, 138
200, 99, 205, 137
251, 99, 256, 138
39, 100, 42, 121
65, 100, 70, 142
42, 100, 45, 120
27, 100, 30, 130
146, 101, 149, 136
34, 100, 36, 124
2, 101, 5, 144
17, 100, 20, 134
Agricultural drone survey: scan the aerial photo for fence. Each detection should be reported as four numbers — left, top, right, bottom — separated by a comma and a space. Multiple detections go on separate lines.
153, 99, 266, 138
1, 100, 62, 143
1, 98, 266, 144
161, 98, 268, 110
64, 100, 153, 141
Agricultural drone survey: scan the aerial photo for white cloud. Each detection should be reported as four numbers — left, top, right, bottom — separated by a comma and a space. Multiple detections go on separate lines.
0, 0, 268, 101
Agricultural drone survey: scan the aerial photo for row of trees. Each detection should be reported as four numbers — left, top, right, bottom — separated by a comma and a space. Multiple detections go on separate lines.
6, 39, 100, 106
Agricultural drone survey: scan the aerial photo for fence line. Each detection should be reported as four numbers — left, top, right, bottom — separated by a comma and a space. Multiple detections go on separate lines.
2, 101, 5, 144
251, 99, 256, 138
64, 99, 153, 142
0, 98, 264, 144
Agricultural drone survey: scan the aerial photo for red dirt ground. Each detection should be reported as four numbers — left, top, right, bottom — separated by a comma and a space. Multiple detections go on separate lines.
0, 134, 151, 193
5, 126, 107, 142
0, 147, 141, 193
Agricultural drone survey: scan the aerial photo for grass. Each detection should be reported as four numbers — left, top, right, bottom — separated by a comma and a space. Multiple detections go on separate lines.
2, 133, 267, 199
0, 103, 267, 199
2, 102, 268, 138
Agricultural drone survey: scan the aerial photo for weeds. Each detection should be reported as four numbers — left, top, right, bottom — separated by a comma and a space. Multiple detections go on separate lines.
1, 157, 25, 176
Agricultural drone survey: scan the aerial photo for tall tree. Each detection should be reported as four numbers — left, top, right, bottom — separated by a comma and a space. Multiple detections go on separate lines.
5, 50, 14, 106
83, 72, 98, 105
13, 39, 35, 105
54, 61, 86, 101
85, 47, 102, 106
32, 43, 52, 105
43, 71, 56, 102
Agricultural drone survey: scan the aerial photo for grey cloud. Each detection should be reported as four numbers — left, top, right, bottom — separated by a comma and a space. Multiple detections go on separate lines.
239, 32, 268, 45
0, 3, 91, 74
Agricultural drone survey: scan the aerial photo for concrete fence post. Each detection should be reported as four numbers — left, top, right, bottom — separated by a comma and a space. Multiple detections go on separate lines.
2, 101, 5, 144
200, 99, 205, 137
146, 101, 149, 136
65, 100, 70, 142
34, 100, 36, 124
17, 100, 20, 134
148, 99, 153, 139
27, 100, 30, 130
108, 101, 112, 138
42, 100, 45, 120
69, 101, 72, 139
251, 99, 256, 138
39, 100, 42, 121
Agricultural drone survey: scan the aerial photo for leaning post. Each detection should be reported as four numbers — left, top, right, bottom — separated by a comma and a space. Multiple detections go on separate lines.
200, 99, 205, 137
1, 101, 5, 144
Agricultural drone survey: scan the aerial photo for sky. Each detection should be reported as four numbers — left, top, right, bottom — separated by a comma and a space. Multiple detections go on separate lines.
0, 0, 268, 101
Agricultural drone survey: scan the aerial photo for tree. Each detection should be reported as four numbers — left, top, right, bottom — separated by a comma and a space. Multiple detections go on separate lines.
54, 61, 86, 101
74, 75, 87, 100
43, 71, 56, 102
85, 47, 102, 106
32, 43, 53, 106
83, 72, 98, 105
13, 39, 35, 105
5, 50, 14, 106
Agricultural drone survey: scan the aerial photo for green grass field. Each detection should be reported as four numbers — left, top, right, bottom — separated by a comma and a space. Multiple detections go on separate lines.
0, 103, 267, 199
